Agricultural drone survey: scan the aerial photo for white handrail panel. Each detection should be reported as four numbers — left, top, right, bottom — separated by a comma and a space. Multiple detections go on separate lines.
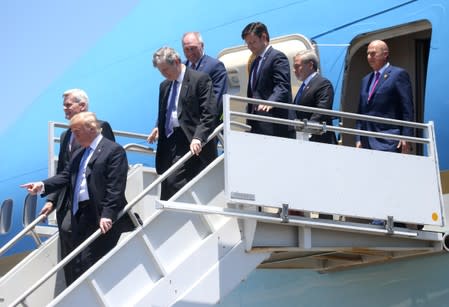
224, 130, 443, 225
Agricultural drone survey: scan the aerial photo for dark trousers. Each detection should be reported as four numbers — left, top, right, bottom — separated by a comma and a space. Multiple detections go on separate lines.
60, 201, 122, 285
58, 208, 77, 286
160, 128, 217, 201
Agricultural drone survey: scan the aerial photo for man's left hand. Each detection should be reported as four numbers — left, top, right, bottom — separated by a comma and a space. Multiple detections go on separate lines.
99, 218, 113, 234
190, 138, 202, 156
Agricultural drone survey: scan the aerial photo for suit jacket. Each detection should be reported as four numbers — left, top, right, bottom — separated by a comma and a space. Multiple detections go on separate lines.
43, 137, 130, 230
155, 68, 217, 174
356, 65, 414, 151
47, 120, 115, 216
186, 54, 228, 115
247, 46, 294, 137
294, 74, 337, 144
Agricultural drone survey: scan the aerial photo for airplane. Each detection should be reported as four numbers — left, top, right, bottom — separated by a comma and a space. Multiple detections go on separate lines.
1, 0, 449, 305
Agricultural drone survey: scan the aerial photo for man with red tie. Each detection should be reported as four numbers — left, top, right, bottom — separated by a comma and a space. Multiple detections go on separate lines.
182, 32, 228, 119
356, 40, 414, 153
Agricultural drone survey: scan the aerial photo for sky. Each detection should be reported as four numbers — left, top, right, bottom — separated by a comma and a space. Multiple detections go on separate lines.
0, 0, 140, 134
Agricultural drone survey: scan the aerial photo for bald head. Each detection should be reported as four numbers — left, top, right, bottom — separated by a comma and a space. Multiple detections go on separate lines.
367, 40, 389, 71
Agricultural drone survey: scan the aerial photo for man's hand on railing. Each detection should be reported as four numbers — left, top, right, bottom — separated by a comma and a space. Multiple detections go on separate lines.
147, 127, 159, 143
398, 140, 410, 154
40, 201, 55, 216
256, 104, 273, 112
99, 217, 113, 234
356, 141, 362, 148
190, 138, 202, 156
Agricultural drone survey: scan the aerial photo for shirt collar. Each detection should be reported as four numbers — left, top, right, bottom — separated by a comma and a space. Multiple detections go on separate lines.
259, 45, 271, 59
376, 62, 390, 76
190, 54, 204, 67
303, 71, 318, 86
177, 65, 186, 84
87, 134, 103, 152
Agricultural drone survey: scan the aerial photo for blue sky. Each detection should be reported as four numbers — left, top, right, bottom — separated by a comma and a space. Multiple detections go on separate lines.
0, 0, 140, 134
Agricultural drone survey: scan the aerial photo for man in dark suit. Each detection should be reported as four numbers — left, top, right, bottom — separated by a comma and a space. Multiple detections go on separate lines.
147, 47, 217, 201
182, 32, 228, 119
22, 112, 133, 284
293, 50, 337, 144
39, 89, 115, 285
356, 40, 414, 153
241, 21, 295, 138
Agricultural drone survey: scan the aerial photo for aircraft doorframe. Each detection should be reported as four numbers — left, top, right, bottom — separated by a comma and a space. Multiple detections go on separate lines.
340, 20, 432, 155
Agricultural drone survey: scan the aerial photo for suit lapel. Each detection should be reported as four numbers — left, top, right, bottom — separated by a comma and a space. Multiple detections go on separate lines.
376, 68, 390, 92
295, 74, 317, 105
161, 81, 171, 111
254, 46, 273, 88
159, 80, 171, 131
178, 69, 191, 117
367, 67, 391, 104
86, 139, 105, 178
70, 149, 84, 189
61, 130, 71, 151
197, 55, 206, 71
303, 74, 318, 97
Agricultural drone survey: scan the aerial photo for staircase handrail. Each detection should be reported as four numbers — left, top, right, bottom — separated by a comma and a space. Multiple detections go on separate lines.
0, 214, 47, 257
224, 95, 434, 152
11, 123, 224, 307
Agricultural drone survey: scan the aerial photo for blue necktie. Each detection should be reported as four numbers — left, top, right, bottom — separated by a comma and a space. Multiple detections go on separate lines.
251, 56, 261, 92
295, 82, 306, 104
72, 147, 92, 214
165, 80, 178, 137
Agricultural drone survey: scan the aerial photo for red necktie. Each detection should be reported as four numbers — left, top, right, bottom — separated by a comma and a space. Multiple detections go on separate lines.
368, 71, 380, 101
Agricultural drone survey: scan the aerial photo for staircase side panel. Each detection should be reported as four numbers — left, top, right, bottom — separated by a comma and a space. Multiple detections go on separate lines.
132, 219, 249, 306
50, 235, 164, 307
225, 131, 443, 225
172, 242, 269, 307
0, 235, 64, 306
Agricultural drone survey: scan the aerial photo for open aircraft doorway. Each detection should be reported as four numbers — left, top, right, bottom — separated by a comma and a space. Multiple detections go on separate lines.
340, 19, 431, 155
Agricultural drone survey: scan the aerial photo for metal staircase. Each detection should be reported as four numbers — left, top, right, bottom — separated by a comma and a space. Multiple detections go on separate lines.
0, 164, 157, 306
49, 156, 270, 307
1, 94, 447, 306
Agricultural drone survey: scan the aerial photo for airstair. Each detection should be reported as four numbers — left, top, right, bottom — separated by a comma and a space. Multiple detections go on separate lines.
0, 95, 446, 306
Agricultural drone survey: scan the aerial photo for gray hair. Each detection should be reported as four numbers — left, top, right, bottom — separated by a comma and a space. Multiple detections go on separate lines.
295, 50, 319, 71
182, 32, 204, 45
63, 88, 89, 108
152, 47, 181, 67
